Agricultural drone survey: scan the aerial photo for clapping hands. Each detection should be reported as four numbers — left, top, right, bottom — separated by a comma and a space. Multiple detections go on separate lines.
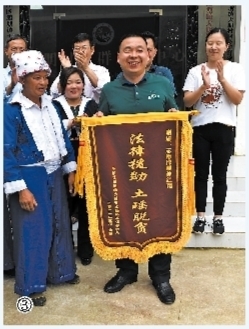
215, 60, 225, 83
201, 65, 210, 89
58, 49, 72, 68
74, 51, 89, 71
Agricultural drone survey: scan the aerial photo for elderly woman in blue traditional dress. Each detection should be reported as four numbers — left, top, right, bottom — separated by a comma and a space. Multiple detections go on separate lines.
4, 50, 80, 307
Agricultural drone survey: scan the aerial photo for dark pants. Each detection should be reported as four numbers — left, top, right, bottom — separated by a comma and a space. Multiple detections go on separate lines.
64, 175, 77, 247
77, 195, 93, 259
4, 193, 14, 271
116, 253, 172, 284
193, 123, 234, 215
64, 177, 93, 258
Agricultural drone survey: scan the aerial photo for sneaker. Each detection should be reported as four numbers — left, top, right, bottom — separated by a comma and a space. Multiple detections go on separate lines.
212, 219, 225, 235
192, 217, 206, 233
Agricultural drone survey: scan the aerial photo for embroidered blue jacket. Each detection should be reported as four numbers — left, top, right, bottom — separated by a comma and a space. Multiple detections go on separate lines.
4, 102, 76, 189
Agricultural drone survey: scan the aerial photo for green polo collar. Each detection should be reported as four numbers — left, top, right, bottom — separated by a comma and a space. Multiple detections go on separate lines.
120, 72, 149, 86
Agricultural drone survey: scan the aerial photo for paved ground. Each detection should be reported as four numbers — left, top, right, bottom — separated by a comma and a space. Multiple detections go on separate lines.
3, 248, 245, 325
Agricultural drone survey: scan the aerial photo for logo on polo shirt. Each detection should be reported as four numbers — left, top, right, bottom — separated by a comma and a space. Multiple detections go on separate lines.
92, 23, 115, 46
148, 93, 160, 100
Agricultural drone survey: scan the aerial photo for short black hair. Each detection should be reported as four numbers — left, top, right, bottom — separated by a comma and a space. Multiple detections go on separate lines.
141, 31, 158, 48
4, 34, 28, 49
118, 33, 147, 51
59, 66, 85, 94
72, 33, 95, 47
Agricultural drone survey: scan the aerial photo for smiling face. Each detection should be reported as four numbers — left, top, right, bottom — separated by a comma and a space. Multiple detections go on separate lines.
21, 70, 49, 100
117, 36, 149, 77
64, 72, 84, 100
205, 32, 229, 62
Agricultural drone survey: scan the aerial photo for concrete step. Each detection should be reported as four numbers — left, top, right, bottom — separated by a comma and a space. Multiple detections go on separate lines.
206, 191, 245, 217
185, 232, 245, 248
191, 216, 245, 232
186, 216, 245, 248
226, 155, 245, 177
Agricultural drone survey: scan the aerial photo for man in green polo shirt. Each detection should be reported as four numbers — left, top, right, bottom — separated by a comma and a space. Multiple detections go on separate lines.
97, 33, 178, 305
99, 36, 177, 116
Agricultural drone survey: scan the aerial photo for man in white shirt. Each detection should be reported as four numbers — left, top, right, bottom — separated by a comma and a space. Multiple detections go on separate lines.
3, 34, 28, 102
50, 32, 110, 103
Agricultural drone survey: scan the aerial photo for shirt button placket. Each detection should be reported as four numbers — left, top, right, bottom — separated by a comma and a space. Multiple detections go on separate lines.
134, 85, 139, 102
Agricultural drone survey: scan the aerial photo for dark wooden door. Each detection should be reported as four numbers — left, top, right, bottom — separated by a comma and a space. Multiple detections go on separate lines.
56, 15, 159, 80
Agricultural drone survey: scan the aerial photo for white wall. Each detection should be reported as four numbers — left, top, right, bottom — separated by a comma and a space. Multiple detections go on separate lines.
234, 6, 246, 155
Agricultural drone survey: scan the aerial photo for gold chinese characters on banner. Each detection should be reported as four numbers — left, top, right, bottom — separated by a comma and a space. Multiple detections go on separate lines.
75, 112, 196, 263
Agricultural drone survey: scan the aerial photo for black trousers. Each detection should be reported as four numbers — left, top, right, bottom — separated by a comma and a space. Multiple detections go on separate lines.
116, 253, 172, 284
4, 193, 14, 271
193, 123, 234, 215
77, 195, 94, 259
64, 175, 93, 257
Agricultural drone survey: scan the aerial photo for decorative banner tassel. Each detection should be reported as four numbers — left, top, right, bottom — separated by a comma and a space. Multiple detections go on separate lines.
188, 158, 196, 216
74, 120, 86, 198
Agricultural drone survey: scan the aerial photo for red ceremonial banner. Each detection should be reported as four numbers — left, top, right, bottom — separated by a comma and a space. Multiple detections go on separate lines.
75, 112, 195, 263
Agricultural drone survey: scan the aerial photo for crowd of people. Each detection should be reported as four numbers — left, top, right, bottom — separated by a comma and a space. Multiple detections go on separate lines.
3, 27, 245, 307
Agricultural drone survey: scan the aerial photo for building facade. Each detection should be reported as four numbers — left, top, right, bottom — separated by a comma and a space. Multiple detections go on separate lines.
3, 5, 245, 154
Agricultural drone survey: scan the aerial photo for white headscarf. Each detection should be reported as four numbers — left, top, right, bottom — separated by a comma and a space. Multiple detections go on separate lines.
11, 50, 51, 77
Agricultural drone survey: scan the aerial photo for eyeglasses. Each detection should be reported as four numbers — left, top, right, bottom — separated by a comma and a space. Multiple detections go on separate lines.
73, 46, 90, 51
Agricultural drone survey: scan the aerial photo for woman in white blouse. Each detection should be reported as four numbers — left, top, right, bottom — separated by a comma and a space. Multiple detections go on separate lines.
183, 27, 245, 235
